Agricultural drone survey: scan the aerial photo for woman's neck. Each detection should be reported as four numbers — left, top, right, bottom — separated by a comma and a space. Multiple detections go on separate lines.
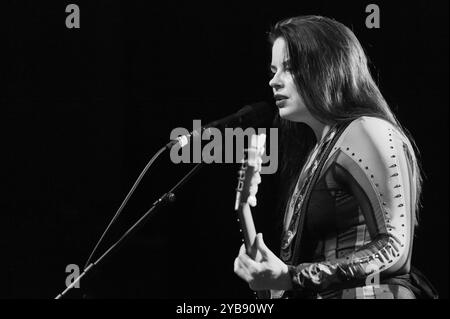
306, 117, 332, 144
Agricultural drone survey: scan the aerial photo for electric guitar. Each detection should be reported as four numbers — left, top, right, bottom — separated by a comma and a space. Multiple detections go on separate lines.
234, 133, 272, 299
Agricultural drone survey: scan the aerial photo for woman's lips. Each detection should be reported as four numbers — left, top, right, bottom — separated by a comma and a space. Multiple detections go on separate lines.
275, 98, 288, 108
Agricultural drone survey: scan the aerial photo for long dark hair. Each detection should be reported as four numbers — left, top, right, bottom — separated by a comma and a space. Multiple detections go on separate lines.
269, 16, 423, 226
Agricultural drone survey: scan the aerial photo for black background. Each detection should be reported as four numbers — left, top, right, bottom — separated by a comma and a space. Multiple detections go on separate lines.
1, 0, 448, 299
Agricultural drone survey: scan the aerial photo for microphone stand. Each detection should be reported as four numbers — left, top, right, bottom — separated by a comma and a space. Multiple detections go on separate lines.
55, 162, 204, 299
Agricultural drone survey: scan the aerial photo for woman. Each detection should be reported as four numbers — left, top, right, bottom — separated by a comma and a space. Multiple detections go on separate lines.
233, 15, 437, 299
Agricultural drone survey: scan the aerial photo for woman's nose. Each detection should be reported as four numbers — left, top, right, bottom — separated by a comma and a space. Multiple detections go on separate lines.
269, 72, 282, 90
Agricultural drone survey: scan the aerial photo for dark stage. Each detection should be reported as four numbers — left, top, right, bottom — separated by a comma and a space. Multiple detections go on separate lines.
1, 1, 448, 299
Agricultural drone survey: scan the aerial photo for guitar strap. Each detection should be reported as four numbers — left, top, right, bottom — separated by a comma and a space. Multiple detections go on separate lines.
290, 120, 352, 266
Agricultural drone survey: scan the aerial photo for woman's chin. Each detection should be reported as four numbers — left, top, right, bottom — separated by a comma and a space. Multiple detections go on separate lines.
278, 107, 288, 117
278, 108, 295, 120
278, 108, 304, 122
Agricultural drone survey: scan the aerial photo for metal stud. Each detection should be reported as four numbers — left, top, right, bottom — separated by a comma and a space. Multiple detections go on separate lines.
398, 204, 404, 207
395, 194, 402, 198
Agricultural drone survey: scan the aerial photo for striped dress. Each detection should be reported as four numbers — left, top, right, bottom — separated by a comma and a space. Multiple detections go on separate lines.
279, 116, 418, 299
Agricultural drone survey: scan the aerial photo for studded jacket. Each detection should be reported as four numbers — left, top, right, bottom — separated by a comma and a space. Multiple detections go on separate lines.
280, 116, 418, 299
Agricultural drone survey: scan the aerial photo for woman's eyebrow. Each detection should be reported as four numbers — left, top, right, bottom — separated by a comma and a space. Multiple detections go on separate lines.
269, 59, 291, 71
282, 59, 291, 68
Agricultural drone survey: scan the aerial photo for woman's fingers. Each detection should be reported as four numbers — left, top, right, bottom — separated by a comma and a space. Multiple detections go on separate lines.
248, 195, 257, 207
235, 245, 254, 281
233, 256, 241, 274
236, 246, 261, 275
239, 243, 246, 255
239, 252, 261, 274
248, 175, 259, 207
234, 257, 252, 282
251, 172, 261, 185
235, 242, 267, 288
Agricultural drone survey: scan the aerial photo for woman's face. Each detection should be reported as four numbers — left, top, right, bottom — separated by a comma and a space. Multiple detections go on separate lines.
269, 37, 308, 122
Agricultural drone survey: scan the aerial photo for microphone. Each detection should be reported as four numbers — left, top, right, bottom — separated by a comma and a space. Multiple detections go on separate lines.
165, 101, 275, 149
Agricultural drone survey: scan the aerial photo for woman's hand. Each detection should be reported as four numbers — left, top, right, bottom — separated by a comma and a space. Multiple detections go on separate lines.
234, 233, 293, 291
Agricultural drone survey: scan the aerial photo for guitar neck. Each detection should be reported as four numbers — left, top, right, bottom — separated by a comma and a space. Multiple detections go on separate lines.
236, 202, 257, 258
236, 202, 271, 299
234, 133, 271, 299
